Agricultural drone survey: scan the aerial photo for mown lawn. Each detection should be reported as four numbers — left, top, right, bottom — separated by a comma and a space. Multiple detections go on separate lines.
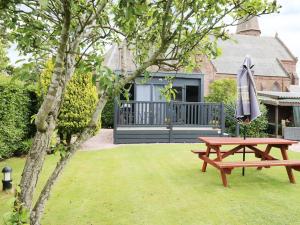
1, 144, 300, 225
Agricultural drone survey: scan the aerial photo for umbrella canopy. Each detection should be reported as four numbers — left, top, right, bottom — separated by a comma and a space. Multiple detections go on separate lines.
235, 55, 261, 122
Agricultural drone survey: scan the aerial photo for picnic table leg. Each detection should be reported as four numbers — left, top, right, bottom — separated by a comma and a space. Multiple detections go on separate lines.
215, 146, 228, 187
281, 145, 296, 184
257, 144, 272, 170
201, 146, 211, 172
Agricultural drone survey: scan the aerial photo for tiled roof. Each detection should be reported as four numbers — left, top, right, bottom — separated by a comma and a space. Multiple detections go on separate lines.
211, 34, 295, 77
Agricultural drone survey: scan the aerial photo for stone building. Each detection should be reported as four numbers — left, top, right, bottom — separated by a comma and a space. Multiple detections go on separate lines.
198, 16, 298, 96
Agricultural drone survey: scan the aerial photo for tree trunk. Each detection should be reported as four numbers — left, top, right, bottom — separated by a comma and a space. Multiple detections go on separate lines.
17, 0, 72, 212
29, 95, 108, 225
19, 119, 55, 209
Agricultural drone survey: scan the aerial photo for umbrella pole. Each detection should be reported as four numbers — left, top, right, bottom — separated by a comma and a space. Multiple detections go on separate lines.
242, 124, 246, 176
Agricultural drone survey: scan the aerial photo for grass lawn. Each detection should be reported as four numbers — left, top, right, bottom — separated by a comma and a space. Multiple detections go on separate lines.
1, 144, 300, 225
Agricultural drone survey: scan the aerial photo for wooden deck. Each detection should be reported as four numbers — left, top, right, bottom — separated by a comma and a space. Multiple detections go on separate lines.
114, 101, 225, 144
114, 127, 222, 144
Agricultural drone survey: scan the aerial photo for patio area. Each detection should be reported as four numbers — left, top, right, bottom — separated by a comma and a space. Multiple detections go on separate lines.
1, 144, 300, 225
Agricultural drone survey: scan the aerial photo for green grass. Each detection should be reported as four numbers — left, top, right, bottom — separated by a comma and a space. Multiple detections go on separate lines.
1, 144, 300, 225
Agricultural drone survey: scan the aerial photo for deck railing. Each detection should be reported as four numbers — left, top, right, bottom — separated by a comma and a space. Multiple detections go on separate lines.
114, 100, 225, 131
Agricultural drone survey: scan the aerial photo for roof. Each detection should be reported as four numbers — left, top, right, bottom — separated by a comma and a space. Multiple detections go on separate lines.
258, 91, 300, 106
114, 70, 203, 79
258, 91, 300, 99
211, 34, 295, 77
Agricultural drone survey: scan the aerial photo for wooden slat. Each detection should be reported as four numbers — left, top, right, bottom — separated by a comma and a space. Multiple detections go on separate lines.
199, 137, 298, 145
192, 150, 254, 154
216, 160, 300, 168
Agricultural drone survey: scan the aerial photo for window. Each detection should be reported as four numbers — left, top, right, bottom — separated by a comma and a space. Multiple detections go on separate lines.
186, 86, 199, 102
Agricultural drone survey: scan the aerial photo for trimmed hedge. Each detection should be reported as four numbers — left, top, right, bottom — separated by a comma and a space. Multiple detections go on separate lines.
0, 75, 37, 159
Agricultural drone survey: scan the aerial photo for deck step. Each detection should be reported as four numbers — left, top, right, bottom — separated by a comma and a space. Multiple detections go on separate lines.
216, 160, 300, 168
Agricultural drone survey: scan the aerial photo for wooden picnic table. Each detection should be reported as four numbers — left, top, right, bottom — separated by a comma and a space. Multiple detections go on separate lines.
192, 137, 300, 187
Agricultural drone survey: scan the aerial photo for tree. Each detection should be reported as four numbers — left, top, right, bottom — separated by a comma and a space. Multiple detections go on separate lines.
205, 79, 237, 104
0, 38, 10, 74
1, 1, 279, 224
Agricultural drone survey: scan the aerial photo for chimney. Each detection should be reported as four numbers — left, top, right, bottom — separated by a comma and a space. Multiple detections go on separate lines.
236, 16, 261, 36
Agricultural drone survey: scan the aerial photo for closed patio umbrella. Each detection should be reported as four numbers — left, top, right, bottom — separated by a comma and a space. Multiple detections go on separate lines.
235, 55, 261, 176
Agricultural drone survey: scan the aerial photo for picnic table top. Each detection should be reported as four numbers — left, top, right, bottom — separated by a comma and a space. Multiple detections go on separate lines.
199, 137, 298, 146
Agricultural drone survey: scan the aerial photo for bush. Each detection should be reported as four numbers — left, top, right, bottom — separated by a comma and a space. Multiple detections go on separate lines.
101, 98, 114, 128
0, 75, 37, 159
57, 71, 98, 143
225, 101, 268, 137
206, 79, 268, 137
39, 61, 98, 144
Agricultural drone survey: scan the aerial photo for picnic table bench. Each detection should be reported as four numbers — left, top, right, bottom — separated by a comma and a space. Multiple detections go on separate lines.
192, 137, 300, 187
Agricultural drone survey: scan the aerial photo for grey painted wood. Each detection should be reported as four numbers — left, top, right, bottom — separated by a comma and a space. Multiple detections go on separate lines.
114, 100, 225, 144
275, 105, 279, 137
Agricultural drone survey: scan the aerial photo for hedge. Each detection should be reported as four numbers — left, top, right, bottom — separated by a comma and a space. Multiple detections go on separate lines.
0, 75, 37, 159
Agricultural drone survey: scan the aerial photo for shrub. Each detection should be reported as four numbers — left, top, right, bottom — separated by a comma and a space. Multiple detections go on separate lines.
57, 71, 98, 143
39, 61, 98, 144
206, 79, 268, 137
101, 97, 114, 128
225, 101, 268, 137
0, 75, 37, 159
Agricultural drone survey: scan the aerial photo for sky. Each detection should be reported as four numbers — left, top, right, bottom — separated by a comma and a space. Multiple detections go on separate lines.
7, 0, 300, 73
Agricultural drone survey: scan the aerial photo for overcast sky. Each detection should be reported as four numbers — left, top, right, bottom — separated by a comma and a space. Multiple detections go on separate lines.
7, 0, 300, 73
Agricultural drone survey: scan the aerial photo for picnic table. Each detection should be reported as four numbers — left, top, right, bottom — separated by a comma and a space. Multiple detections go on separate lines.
192, 137, 300, 187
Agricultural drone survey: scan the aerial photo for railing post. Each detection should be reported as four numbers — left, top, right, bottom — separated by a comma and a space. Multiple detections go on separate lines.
113, 98, 118, 144
169, 101, 174, 143
220, 103, 225, 136
149, 102, 154, 125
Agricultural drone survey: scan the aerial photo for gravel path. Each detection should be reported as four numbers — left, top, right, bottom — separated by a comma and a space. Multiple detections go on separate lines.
80, 129, 119, 151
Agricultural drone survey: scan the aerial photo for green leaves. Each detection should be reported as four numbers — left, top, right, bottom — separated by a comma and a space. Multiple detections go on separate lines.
3, 187, 30, 224
160, 76, 176, 103
0, 75, 36, 159
39, 0, 49, 9
57, 71, 98, 139
206, 79, 237, 104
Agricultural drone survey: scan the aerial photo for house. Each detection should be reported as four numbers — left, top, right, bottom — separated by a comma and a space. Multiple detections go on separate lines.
198, 16, 298, 95
103, 44, 225, 144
